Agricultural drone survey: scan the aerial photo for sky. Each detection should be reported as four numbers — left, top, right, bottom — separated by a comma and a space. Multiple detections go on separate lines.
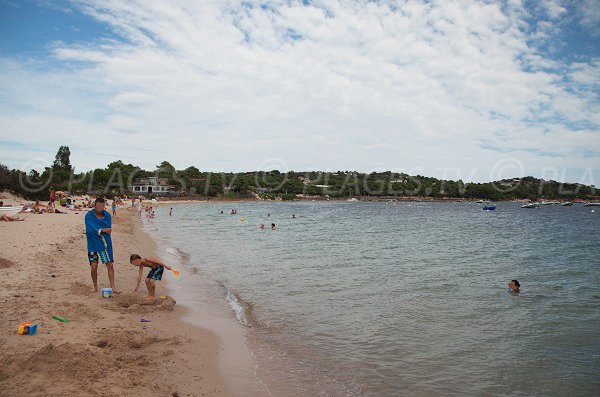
0, 0, 599, 184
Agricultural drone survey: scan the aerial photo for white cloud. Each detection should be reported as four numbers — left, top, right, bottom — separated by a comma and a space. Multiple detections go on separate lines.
0, 0, 598, 183
539, 0, 567, 19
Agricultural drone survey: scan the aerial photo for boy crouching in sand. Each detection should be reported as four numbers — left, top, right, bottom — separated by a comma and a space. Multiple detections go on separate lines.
130, 254, 173, 299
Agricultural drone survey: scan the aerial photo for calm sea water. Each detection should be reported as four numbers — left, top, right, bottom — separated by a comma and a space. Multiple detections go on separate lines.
145, 202, 600, 396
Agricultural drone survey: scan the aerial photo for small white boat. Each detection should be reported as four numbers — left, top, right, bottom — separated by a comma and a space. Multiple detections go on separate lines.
347, 198, 358, 202
539, 201, 552, 205
584, 203, 600, 207
521, 203, 539, 209
561, 202, 573, 206
0, 206, 22, 217
475, 200, 490, 204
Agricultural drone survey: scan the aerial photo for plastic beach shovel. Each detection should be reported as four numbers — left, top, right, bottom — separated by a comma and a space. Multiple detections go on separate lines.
52, 315, 70, 323
170, 269, 180, 277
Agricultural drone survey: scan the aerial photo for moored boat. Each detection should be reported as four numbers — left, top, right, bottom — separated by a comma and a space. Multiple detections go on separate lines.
584, 202, 600, 207
483, 205, 496, 211
521, 203, 539, 209
561, 202, 573, 206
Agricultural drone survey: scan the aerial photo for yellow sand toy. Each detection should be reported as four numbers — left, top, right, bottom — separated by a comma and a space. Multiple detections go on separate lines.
170, 269, 180, 277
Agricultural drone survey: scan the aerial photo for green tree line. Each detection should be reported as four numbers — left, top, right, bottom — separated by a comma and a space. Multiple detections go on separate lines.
0, 146, 596, 201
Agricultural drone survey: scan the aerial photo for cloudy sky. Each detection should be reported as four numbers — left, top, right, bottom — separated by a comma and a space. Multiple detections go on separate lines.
0, 0, 599, 184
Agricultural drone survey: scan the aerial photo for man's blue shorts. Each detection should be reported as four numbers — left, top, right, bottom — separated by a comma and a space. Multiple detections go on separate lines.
88, 250, 113, 265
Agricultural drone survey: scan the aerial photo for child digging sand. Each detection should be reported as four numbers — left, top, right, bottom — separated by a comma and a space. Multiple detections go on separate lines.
130, 254, 174, 300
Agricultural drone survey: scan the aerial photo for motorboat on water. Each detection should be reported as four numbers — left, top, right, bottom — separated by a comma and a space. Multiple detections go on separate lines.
483, 205, 496, 211
521, 203, 539, 209
475, 200, 490, 204
584, 202, 600, 207
539, 201, 553, 205
0, 206, 22, 217
561, 202, 573, 206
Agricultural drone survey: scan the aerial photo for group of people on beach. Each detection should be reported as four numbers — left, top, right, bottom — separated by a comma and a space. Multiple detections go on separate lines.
139, 203, 156, 218
85, 197, 172, 299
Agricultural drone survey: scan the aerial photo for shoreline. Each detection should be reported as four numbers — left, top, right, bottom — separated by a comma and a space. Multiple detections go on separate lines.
144, 197, 591, 205
140, 210, 271, 397
0, 204, 228, 396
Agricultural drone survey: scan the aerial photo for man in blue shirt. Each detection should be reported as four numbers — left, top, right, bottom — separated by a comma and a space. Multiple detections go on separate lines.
85, 198, 117, 292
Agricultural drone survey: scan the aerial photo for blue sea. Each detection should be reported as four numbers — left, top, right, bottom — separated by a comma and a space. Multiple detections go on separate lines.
145, 201, 600, 396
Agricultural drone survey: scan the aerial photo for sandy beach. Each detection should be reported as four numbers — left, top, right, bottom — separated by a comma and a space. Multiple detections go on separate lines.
0, 201, 228, 397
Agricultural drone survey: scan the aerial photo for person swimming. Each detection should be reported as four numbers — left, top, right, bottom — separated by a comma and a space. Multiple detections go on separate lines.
508, 279, 520, 293
271, 223, 276, 230
259, 224, 265, 229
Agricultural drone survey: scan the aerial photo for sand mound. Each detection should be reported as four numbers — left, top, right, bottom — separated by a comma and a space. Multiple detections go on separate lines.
1, 328, 182, 397
107, 292, 177, 314
0, 258, 16, 269
2, 342, 126, 396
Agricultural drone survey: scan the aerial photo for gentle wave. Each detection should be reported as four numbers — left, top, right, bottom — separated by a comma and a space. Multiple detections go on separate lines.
218, 281, 253, 327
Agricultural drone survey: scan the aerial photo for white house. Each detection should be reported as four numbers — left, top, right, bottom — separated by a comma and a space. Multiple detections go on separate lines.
129, 177, 177, 195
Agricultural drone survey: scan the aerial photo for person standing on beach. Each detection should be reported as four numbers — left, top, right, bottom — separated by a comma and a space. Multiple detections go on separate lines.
85, 198, 117, 292
49, 187, 55, 209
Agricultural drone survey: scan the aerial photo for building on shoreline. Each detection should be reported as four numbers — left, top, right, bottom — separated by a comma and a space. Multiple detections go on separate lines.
129, 177, 177, 196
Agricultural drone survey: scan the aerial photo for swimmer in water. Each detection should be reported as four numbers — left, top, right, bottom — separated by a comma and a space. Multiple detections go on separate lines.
292, 214, 296, 218
259, 224, 265, 229
508, 279, 520, 293
271, 223, 276, 230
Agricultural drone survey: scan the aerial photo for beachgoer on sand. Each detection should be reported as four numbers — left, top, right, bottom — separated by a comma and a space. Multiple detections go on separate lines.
49, 187, 55, 209
130, 254, 174, 300
85, 198, 117, 292
0, 214, 23, 221
111, 201, 117, 216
